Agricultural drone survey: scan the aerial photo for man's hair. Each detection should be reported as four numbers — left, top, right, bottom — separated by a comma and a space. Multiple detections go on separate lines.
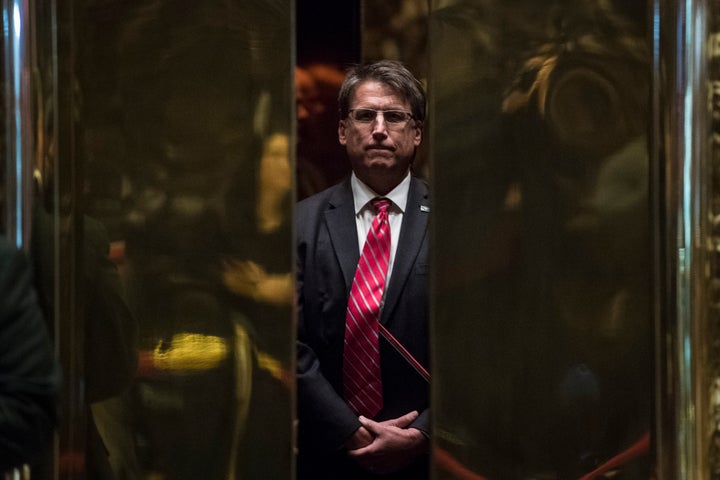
337, 60, 426, 123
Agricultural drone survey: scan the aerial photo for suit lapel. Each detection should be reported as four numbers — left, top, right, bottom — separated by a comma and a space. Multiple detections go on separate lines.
381, 177, 429, 324
324, 180, 360, 292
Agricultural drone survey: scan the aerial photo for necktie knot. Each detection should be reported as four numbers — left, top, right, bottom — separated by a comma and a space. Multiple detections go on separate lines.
372, 197, 391, 216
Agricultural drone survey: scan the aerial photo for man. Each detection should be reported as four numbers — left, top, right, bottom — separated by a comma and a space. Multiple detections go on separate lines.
0, 236, 59, 473
296, 60, 429, 479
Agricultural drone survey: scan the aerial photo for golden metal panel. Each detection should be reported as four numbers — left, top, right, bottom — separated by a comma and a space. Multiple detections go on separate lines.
429, 1, 653, 478
9, 1, 295, 478
79, 3, 294, 478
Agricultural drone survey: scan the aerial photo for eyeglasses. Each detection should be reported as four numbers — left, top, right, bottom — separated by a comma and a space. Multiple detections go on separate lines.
347, 108, 415, 127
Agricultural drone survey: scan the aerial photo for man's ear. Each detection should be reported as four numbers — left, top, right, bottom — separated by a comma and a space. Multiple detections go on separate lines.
413, 122, 423, 146
338, 120, 347, 145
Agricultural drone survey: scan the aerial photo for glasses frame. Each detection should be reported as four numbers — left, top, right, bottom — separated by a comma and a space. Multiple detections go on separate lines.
347, 108, 416, 128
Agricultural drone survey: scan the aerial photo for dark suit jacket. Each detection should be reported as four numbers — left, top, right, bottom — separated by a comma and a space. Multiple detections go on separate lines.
0, 237, 60, 472
296, 176, 430, 479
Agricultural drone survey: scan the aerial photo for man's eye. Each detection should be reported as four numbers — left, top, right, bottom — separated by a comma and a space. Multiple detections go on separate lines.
354, 110, 376, 122
384, 111, 406, 123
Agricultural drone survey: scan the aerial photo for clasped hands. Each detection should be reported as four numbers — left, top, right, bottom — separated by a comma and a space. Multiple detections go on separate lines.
344, 410, 428, 475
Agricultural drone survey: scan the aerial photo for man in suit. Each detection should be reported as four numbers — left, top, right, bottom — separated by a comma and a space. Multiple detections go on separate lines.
0, 236, 59, 473
296, 60, 429, 479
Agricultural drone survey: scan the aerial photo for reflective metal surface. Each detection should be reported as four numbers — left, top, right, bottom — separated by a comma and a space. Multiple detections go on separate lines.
2, 0, 33, 248
430, 1, 653, 478
710, 5, 720, 478
76, 2, 294, 478
690, 1, 720, 479
655, 0, 713, 479
3, 0, 295, 479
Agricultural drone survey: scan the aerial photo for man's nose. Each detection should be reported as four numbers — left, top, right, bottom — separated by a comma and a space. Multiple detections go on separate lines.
371, 113, 389, 135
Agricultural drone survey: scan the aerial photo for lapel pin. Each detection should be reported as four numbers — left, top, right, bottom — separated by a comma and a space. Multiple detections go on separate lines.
420, 205, 430, 213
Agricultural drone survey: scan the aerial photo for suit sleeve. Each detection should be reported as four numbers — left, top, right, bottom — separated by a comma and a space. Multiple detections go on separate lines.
295, 205, 361, 452
0, 240, 60, 471
410, 409, 430, 435
296, 339, 361, 450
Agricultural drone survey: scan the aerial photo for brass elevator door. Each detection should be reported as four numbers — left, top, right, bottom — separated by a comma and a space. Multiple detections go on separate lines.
74, 2, 295, 479
428, 1, 654, 479
2, 1, 295, 478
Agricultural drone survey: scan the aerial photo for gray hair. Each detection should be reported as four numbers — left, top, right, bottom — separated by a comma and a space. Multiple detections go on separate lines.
338, 60, 426, 123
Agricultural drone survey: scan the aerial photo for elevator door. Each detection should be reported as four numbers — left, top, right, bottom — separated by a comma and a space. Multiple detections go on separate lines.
429, 1, 654, 478
2, 1, 295, 478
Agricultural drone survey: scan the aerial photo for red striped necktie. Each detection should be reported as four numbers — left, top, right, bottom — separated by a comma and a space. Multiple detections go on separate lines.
343, 197, 391, 418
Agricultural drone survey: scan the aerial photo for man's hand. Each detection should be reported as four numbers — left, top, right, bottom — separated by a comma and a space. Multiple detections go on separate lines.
345, 425, 374, 450
347, 410, 428, 474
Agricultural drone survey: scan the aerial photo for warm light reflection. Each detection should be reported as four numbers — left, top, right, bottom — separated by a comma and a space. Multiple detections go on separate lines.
151, 333, 229, 372
256, 351, 292, 387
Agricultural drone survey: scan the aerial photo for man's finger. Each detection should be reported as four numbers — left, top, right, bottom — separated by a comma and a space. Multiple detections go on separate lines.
382, 410, 419, 428
358, 415, 381, 434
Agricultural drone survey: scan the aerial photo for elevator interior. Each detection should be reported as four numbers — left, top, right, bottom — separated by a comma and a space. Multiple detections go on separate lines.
0, 0, 715, 479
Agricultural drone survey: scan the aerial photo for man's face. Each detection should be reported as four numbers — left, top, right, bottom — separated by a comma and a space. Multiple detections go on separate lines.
338, 80, 422, 190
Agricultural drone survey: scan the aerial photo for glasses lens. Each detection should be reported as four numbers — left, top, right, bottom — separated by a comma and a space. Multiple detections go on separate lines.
349, 109, 412, 126
383, 111, 408, 124
352, 109, 377, 122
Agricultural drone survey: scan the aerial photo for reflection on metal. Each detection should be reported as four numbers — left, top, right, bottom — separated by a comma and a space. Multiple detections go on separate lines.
3, 466, 29, 480
704, 3, 720, 480
1, 0, 32, 248
150, 333, 230, 372
227, 324, 253, 480
654, 0, 712, 478
710, 37, 720, 461
69, 2, 295, 478
431, 1, 652, 478
710, 13, 720, 472
0, 0, 294, 478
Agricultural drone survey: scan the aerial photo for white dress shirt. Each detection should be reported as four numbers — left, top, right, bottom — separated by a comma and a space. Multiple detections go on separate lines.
351, 172, 410, 285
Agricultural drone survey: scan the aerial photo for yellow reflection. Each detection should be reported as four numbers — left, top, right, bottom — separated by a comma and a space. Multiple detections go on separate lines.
257, 132, 291, 233
152, 333, 229, 371
222, 132, 293, 307
256, 351, 291, 385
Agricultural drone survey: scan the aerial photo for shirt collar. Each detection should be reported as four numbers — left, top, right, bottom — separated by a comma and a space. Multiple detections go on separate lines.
351, 172, 411, 215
